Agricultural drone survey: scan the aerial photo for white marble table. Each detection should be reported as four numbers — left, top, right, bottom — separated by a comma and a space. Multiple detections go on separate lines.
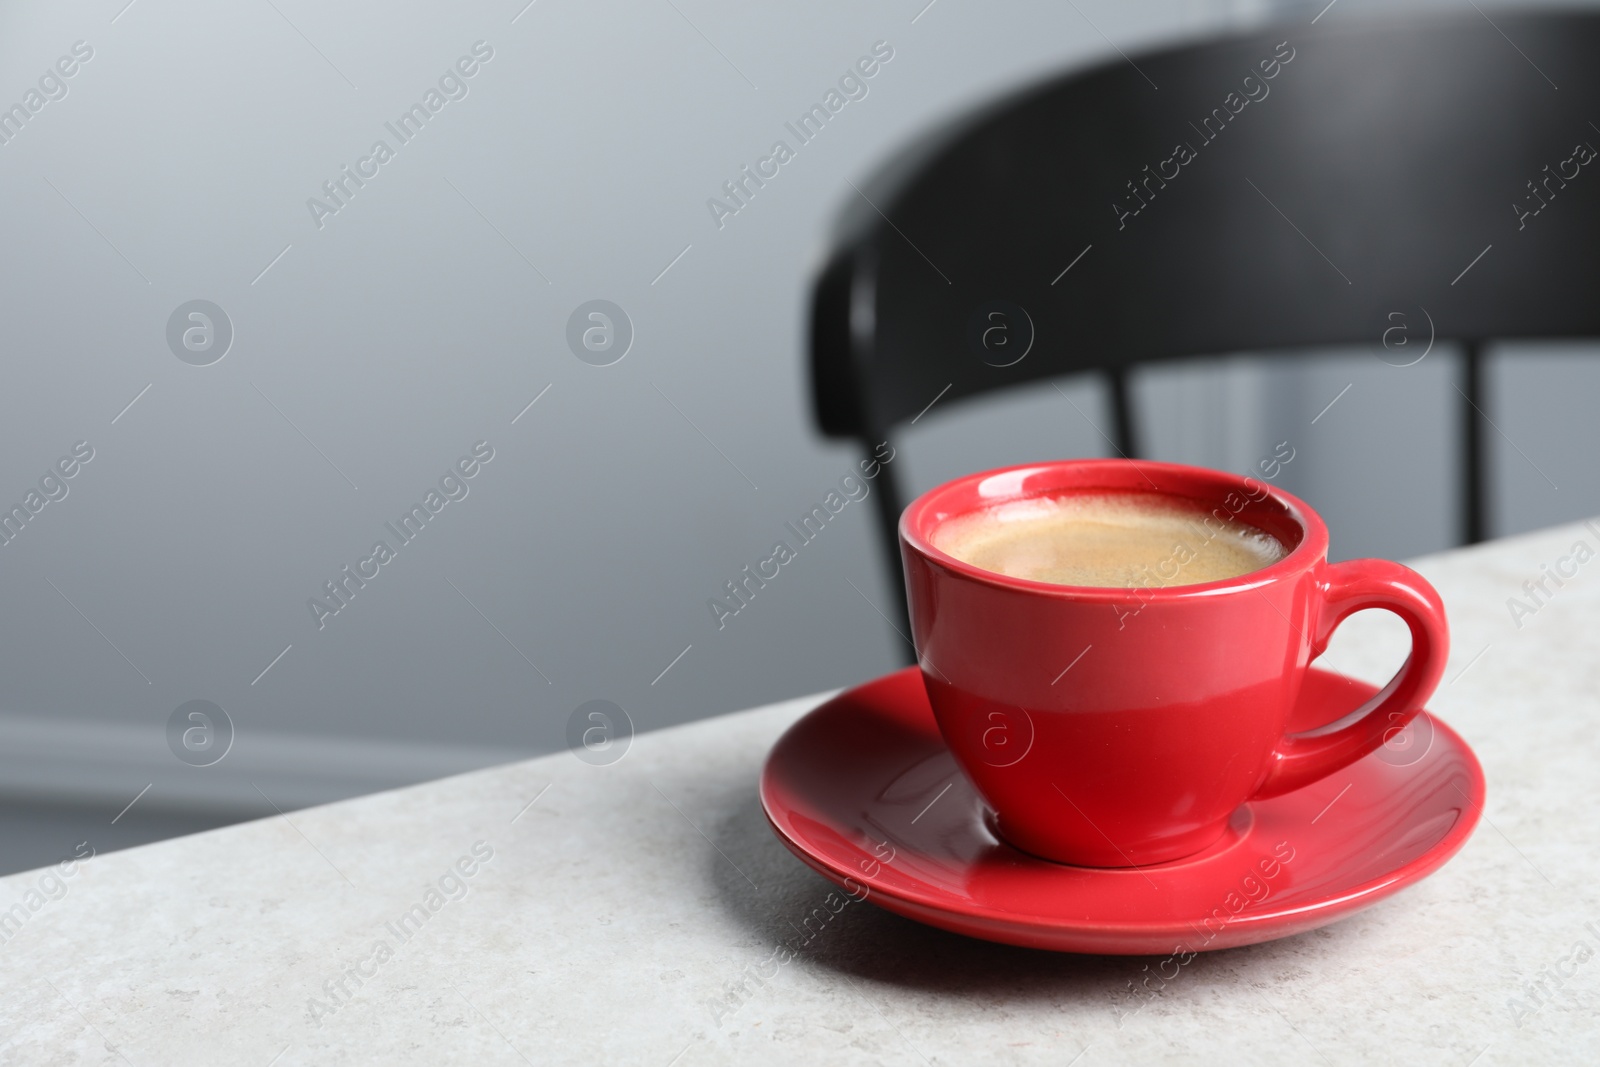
4, 520, 1597, 1065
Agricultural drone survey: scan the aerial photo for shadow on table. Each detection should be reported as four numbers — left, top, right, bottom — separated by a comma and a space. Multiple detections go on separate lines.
704, 783, 1306, 1009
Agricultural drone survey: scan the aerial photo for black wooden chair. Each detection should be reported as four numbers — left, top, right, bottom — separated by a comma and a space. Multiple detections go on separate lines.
809, 10, 1600, 651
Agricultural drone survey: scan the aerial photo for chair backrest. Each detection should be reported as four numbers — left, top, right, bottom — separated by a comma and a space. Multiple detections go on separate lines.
814, 11, 1600, 437
809, 10, 1600, 650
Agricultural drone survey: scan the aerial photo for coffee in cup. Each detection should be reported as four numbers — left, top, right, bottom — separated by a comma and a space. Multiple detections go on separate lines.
930, 491, 1288, 589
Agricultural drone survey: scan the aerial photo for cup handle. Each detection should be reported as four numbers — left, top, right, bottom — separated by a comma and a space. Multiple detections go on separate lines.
1253, 558, 1450, 800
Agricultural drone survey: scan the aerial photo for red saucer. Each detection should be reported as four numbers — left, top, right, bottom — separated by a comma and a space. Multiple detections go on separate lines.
760, 666, 1484, 955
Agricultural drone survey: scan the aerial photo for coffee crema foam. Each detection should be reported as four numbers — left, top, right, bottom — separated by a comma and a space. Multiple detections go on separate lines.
932, 493, 1287, 588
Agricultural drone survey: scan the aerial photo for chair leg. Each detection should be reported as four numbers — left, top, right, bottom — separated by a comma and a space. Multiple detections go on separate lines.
1107, 365, 1140, 459
865, 437, 916, 665
1461, 341, 1486, 545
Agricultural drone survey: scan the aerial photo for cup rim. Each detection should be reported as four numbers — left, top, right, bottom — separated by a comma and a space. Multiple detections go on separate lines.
899, 458, 1329, 602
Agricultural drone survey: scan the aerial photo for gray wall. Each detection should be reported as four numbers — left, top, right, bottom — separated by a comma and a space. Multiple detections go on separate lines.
1, 0, 1595, 814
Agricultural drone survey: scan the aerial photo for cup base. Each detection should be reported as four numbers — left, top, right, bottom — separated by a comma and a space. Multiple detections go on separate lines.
984, 805, 1254, 869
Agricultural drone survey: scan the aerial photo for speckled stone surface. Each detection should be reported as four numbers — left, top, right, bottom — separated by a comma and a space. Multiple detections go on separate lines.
2, 521, 1597, 1065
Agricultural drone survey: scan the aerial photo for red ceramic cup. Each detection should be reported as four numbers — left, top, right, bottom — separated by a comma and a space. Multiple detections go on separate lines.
900, 459, 1449, 867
